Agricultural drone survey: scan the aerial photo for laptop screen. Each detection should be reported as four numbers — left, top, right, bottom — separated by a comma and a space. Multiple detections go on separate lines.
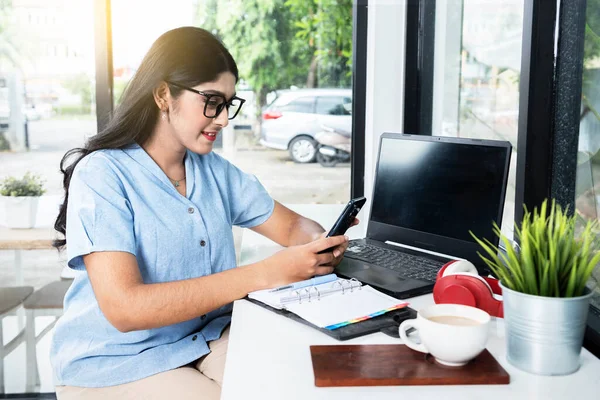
370, 134, 510, 245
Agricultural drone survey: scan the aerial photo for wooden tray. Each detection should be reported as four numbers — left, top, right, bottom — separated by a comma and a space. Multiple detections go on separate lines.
310, 344, 509, 387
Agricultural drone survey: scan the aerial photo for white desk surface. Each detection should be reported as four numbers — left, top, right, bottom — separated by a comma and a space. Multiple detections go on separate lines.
221, 204, 600, 400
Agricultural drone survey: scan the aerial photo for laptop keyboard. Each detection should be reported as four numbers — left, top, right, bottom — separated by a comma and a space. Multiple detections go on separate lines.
344, 242, 444, 282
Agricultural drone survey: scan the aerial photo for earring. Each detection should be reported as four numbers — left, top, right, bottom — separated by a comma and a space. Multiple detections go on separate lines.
161, 111, 167, 120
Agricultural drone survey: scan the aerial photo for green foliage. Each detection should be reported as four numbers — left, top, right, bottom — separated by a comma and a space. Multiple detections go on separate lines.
194, 0, 219, 35
194, 0, 353, 112
113, 79, 129, 107
0, 1, 12, 35
62, 73, 94, 113
584, 0, 600, 67
213, 0, 308, 109
0, 0, 20, 67
0, 131, 10, 150
54, 105, 91, 116
583, 0, 600, 124
471, 199, 600, 298
0, 172, 45, 197
285, 0, 353, 86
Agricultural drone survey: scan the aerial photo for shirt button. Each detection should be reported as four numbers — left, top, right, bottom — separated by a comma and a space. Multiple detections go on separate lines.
188, 207, 195, 214
200, 240, 206, 247
201, 315, 206, 321
192, 335, 197, 341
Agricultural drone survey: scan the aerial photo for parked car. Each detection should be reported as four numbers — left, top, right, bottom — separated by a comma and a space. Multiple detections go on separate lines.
259, 88, 352, 163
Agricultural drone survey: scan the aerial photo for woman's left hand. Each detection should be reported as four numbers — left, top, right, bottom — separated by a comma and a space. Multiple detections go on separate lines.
317, 217, 359, 267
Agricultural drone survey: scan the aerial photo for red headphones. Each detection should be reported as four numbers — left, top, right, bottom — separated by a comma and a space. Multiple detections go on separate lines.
433, 260, 504, 318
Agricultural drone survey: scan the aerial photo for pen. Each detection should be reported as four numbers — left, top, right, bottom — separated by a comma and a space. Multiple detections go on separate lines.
269, 274, 338, 293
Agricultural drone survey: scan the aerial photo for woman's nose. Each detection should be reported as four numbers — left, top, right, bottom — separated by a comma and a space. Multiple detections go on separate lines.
215, 107, 229, 127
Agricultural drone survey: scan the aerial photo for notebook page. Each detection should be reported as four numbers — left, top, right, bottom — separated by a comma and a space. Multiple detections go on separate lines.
285, 285, 402, 328
247, 278, 352, 310
247, 288, 285, 309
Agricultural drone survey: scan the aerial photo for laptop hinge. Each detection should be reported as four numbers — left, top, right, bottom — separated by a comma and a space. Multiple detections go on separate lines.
384, 240, 464, 261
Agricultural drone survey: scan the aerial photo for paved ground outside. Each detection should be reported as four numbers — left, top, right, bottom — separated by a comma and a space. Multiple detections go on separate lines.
0, 118, 351, 289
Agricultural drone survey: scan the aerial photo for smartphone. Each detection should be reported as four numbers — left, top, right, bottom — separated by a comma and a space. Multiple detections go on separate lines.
318, 196, 366, 254
326, 196, 367, 237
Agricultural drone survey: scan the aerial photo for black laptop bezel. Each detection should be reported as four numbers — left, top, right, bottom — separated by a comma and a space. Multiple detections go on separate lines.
365, 132, 513, 273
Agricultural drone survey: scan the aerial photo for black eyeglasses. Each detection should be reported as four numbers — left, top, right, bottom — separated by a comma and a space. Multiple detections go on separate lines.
166, 81, 246, 120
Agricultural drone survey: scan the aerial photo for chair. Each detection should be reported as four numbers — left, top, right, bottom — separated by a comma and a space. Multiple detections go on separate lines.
23, 279, 72, 392
0, 286, 34, 394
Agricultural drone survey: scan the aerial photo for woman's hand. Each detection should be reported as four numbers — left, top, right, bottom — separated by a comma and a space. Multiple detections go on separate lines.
256, 235, 350, 288
315, 217, 359, 267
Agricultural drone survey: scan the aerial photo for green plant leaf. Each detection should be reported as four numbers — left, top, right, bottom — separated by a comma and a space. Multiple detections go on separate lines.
540, 260, 550, 296
471, 198, 599, 298
0, 172, 46, 197
565, 258, 578, 298
578, 248, 600, 296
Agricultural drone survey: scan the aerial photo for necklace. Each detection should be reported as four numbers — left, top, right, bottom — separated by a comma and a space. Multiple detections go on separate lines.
167, 176, 186, 187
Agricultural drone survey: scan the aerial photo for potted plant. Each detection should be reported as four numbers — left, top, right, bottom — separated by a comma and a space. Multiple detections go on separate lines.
472, 199, 600, 376
0, 172, 45, 229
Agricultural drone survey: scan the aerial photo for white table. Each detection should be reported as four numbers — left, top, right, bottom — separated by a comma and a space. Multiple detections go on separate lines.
221, 204, 600, 400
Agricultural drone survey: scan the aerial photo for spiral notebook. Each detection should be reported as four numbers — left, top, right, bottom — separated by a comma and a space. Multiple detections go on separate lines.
248, 278, 408, 330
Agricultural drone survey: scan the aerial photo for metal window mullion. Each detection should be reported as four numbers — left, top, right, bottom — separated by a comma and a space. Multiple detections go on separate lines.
351, 0, 368, 199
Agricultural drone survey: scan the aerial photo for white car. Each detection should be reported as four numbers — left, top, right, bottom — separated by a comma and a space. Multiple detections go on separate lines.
259, 88, 352, 163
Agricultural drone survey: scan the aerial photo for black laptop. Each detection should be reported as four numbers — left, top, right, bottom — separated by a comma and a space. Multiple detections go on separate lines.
337, 132, 512, 299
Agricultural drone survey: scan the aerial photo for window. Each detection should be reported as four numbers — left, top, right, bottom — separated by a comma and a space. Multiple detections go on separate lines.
111, 0, 353, 205
576, 0, 600, 310
279, 96, 316, 113
316, 96, 351, 115
431, 0, 524, 239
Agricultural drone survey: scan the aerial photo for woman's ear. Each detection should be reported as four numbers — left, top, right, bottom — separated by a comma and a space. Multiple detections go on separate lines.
152, 81, 170, 111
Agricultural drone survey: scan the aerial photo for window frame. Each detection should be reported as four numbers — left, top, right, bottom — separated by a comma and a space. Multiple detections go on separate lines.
315, 96, 352, 116
351, 0, 368, 199
277, 96, 317, 114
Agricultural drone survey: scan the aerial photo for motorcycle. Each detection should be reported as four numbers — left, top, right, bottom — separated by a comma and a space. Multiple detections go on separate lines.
314, 125, 352, 167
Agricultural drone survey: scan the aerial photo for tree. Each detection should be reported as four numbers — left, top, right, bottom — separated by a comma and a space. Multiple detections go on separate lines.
582, 0, 600, 124
63, 73, 94, 114
0, 0, 20, 71
193, 0, 219, 36
192, 0, 353, 121
214, 0, 308, 111
285, 0, 353, 88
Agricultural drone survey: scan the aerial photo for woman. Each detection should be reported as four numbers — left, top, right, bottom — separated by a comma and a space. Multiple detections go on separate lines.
51, 27, 351, 399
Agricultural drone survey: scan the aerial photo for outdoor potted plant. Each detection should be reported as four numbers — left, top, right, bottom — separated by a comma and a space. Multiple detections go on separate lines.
472, 199, 600, 376
0, 172, 45, 229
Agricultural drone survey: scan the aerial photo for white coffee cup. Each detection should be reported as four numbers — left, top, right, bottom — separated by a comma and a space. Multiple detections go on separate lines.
398, 304, 491, 366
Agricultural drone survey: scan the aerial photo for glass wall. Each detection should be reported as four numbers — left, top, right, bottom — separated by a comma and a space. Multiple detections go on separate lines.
0, 0, 97, 393
576, 0, 600, 310
111, 0, 353, 205
432, 0, 524, 238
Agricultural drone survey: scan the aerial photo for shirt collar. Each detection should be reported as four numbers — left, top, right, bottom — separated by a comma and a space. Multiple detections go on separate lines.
123, 143, 196, 198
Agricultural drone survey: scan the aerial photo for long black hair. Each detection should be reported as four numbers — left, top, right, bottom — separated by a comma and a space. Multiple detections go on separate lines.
53, 27, 239, 249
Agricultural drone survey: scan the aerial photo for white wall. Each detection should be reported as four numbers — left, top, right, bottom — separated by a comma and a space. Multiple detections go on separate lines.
363, 0, 407, 219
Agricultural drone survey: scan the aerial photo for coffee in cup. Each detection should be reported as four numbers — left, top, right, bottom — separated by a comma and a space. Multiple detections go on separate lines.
398, 304, 490, 366
427, 315, 481, 326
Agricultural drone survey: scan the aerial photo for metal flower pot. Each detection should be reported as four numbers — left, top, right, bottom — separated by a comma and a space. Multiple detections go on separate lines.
501, 282, 592, 375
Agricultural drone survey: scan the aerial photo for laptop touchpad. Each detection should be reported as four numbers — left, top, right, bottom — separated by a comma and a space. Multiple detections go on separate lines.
350, 269, 405, 287
339, 260, 405, 285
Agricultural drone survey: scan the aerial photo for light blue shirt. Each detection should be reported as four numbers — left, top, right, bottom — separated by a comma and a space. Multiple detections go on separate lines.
50, 144, 274, 387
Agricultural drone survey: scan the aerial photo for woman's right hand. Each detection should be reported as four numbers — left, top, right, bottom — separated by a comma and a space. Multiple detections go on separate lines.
256, 235, 349, 288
